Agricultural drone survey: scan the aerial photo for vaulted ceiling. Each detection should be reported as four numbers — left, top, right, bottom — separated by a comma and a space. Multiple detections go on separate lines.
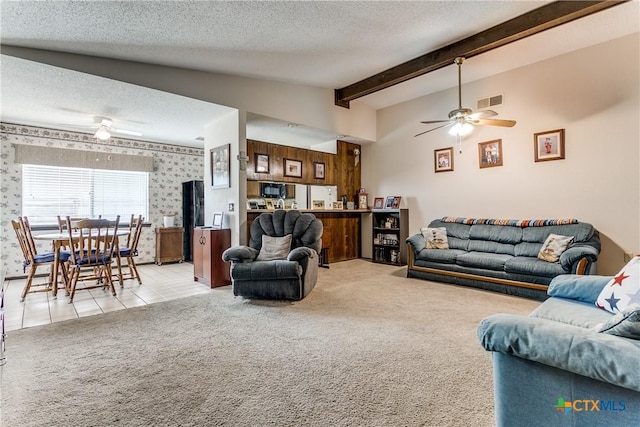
1, 1, 638, 147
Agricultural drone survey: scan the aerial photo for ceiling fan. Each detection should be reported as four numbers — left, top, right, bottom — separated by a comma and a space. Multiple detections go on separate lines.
414, 57, 516, 139
62, 116, 143, 140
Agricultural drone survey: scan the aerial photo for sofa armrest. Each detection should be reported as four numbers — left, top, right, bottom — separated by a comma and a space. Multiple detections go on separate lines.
406, 234, 426, 253
288, 247, 317, 262
559, 244, 599, 272
221, 246, 258, 263
547, 274, 611, 304
478, 313, 640, 392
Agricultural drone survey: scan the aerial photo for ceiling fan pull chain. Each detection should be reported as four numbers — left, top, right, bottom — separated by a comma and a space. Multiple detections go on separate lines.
458, 135, 463, 153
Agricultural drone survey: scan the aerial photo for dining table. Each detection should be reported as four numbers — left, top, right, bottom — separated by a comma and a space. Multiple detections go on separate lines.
33, 229, 130, 297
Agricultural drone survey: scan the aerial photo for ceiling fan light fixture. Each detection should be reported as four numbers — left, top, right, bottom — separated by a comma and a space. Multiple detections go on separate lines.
94, 125, 111, 140
448, 121, 473, 136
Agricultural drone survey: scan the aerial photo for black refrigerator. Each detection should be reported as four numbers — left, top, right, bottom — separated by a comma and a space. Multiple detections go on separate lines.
182, 180, 204, 262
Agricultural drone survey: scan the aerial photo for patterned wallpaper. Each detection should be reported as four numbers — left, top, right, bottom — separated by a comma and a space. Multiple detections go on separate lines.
1, 123, 204, 277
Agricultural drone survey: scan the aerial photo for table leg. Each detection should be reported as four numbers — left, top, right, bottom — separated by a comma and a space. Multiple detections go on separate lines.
51, 241, 60, 298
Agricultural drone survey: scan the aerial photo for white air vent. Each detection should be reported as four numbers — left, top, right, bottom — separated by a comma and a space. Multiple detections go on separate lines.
195, 136, 204, 141
477, 94, 504, 110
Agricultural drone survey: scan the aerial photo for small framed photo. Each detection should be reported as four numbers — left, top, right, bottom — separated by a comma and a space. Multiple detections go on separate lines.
534, 129, 565, 162
478, 139, 503, 169
332, 201, 343, 209
265, 199, 275, 210
284, 158, 303, 178
312, 200, 325, 209
391, 196, 402, 209
434, 147, 454, 172
211, 144, 231, 188
373, 197, 384, 209
212, 212, 224, 229
384, 196, 395, 209
255, 153, 270, 173
314, 162, 325, 179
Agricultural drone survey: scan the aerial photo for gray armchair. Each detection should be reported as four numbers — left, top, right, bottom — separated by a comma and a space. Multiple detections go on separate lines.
222, 210, 322, 300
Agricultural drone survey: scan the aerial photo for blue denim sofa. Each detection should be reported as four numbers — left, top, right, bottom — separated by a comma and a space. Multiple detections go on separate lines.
406, 218, 601, 300
478, 274, 640, 427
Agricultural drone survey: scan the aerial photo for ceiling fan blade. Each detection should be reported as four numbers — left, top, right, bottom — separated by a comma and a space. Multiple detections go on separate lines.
420, 119, 450, 124
414, 122, 453, 137
468, 110, 497, 120
112, 128, 143, 137
473, 118, 516, 127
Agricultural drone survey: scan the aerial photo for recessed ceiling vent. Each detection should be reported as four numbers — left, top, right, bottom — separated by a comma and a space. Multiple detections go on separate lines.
477, 94, 503, 110
195, 136, 204, 141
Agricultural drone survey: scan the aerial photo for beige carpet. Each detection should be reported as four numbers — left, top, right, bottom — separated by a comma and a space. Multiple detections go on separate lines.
0, 260, 539, 426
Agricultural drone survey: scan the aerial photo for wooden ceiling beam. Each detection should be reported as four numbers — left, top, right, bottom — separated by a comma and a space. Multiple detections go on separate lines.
335, 1, 628, 108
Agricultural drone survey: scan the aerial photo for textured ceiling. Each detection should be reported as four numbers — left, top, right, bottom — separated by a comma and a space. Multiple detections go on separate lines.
1, 1, 638, 148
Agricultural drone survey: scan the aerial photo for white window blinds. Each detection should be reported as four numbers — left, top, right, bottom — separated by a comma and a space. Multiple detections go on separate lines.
22, 164, 149, 225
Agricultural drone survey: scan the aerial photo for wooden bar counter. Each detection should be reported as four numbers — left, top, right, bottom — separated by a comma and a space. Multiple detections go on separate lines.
247, 209, 368, 264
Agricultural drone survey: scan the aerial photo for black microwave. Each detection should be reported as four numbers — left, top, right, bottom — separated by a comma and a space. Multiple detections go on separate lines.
260, 182, 287, 199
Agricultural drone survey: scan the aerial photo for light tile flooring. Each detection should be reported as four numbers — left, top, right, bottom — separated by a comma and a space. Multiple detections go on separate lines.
2, 262, 214, 331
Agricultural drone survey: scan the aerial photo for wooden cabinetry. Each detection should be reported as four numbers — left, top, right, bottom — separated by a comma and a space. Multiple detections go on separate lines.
372, 209, 409, 265
155, 227, 184, 265
193, 228, 231, 288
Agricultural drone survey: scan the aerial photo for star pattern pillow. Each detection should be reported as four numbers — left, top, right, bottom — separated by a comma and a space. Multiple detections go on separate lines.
420, 227, 449, 249
537, 233, 574, 263
595, 256, 640, 314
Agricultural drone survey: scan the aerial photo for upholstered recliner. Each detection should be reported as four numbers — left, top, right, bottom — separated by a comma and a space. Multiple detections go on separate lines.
222, 210, 322, 300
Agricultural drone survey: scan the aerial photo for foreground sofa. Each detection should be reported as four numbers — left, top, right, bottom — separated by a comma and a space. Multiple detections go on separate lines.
406, 217, 601, 300
478, 274, 640, 427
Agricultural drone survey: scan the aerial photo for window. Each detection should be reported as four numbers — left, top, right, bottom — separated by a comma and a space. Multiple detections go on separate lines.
22, 165, 149, 226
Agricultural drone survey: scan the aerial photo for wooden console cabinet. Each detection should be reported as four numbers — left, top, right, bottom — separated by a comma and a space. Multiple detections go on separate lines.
193, 228, 231, 288
155, 227, 184, 265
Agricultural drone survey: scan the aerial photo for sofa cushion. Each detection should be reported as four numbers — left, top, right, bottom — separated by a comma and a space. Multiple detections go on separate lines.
231, 259, 302, 280
537, 233, 574, 263
468, 240, 515, 255
256, 234, 292, 261
469, 224, 523, 244
421, 227, 449, 249
530, 297, 612, 328
593, 304, 640, 340
547, 274, 611, 304
504, 256, 565, 277
415, 248, 465, 264
596, 255, 640, 313
456, 252, 512, 271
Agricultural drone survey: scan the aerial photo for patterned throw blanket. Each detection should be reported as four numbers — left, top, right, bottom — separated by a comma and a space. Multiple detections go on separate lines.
441, 217, 579, 227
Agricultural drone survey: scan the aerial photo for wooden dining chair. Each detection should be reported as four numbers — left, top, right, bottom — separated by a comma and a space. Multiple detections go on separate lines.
12, 217, 69, 301
117, 214, 144, 286
65, 216, 120, 303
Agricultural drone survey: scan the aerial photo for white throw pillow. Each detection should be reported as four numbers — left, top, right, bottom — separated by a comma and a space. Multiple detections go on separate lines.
256, 234, 292, 261
537, 233, 574, 263
420, 227, 449, 249
596, 255, 640, 314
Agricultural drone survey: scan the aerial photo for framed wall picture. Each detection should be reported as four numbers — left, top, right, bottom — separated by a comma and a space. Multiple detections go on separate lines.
384, 196, 395, 209
255, 153, 270, 173
534, 129, 565, 162
212, 212, 224, 229
284, 158, 303, 178
434, 147, 454, 172
373, 197, 384, 209
314, 162, 325, 179
211, 144, 231, 188
478, 139, 503, 169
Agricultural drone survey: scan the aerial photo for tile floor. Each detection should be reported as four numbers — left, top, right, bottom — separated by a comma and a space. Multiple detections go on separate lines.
2, 262, 214, 331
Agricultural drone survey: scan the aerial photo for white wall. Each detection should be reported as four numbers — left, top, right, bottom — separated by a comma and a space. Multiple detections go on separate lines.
366, 34, 640, 275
